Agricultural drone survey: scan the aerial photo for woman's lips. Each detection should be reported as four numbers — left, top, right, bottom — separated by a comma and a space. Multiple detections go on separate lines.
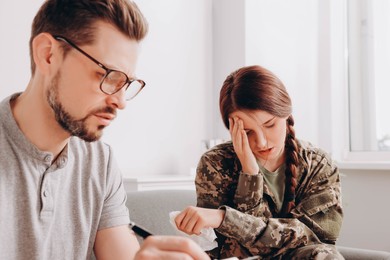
256, 147, 273, 157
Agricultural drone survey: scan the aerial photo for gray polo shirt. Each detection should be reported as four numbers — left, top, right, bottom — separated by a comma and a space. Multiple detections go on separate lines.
0, 94, 130, 259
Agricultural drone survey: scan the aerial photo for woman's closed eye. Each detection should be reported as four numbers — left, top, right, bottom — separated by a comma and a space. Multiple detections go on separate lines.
264, 123, 275, 129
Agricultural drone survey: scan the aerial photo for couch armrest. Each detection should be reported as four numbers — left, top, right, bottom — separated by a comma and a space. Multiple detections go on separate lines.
337, 246, 390, 260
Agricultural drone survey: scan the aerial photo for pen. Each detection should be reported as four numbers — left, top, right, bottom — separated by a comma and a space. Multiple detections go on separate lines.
129, 221, 153, 238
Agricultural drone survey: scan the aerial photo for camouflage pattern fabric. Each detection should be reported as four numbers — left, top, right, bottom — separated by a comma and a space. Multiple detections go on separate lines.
196, 140, 344, 259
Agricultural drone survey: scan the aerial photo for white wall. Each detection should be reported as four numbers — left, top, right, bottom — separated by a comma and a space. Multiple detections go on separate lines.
338, 169, 390, 251
103, 0, 213, 177
212, 0, 246, 140
0, 1, 43, 96
245, 0, 320, 145
212, 0, 320, 145
0, 0, 213, 177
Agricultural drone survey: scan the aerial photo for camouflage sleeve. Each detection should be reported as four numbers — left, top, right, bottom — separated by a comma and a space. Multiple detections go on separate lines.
196, 152, 235, 209
195, 150, 237, 259
216, 174, 323, 256
196, 147, 343, 257
217, 207, 322, 256
290, 152, 343, 244
234, 173, 264, 214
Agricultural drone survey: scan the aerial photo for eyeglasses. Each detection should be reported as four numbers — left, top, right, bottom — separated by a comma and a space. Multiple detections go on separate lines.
53, 35, 145, 101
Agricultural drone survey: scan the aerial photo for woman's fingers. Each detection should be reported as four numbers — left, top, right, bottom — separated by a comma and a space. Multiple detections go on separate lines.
231, 117, 243, 152
174, 210, 185, 227
175, 207, 199, 234
175, 207, 224, 235
192, 220, 204, 236
231, 118, 240, 148
182, 209, 198, 234
241, 127, 250, 152
228, 118, 234, 135
229, 118, 259, 175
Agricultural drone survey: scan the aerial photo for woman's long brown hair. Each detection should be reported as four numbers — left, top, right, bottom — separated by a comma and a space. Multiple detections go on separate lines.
219, 65, 299, 217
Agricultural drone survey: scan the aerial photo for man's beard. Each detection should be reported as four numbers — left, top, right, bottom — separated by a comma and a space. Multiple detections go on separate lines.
46, 72, 115, 142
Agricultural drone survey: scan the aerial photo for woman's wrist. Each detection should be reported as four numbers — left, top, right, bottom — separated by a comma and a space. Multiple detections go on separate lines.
241, 167, 259, 175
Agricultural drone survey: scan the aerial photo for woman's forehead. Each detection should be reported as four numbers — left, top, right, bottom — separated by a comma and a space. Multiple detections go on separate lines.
230, 110, 274, 124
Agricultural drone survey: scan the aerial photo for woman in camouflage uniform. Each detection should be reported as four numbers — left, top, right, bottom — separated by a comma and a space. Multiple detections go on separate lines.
175, 65, 344, 259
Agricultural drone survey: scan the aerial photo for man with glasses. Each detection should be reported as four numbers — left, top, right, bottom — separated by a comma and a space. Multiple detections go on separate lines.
0, 0, 208, 259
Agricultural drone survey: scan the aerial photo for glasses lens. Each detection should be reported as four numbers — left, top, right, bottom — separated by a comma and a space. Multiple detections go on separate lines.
101, 70, 128, 94
125, 80, 144, 100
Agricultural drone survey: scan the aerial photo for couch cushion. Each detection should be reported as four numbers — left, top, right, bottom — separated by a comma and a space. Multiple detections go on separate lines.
126, 190, 196, 236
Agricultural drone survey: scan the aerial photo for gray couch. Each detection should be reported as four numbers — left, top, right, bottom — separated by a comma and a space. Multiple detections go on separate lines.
126, 189, 390, 260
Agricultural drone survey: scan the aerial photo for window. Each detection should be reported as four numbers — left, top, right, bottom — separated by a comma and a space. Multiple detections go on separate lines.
348, 0, 390, 152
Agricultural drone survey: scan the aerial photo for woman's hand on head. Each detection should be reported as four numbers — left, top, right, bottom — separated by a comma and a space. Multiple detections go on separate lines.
174, 206, 225, 235
229, 117, 259, 175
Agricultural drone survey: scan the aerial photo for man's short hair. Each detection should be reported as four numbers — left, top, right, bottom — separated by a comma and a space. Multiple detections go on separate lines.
29, 0, 148, 74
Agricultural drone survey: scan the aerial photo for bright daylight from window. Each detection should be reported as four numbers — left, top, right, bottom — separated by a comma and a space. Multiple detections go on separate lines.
348, 0, 390, 151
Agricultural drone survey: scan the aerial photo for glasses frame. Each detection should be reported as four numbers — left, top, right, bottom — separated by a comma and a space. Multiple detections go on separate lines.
53, 35, 145, 100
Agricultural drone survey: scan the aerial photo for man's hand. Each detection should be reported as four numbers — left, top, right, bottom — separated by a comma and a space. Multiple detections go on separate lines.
175, 206, 225, 235
135, 235, 210, 260
229, 117, 259, 175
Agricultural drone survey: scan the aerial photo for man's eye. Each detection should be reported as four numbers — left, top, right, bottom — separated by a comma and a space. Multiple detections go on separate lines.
96, 72, 105, 79
265, 123, 275, 128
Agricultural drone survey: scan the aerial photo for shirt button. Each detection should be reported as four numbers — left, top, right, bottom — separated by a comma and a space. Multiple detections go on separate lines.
44, 155, 51, 162
58, 158, 67, 168
43, 190, 49, 197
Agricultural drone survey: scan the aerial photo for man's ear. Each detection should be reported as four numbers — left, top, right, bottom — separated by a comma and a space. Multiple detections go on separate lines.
32, 33, 59, 75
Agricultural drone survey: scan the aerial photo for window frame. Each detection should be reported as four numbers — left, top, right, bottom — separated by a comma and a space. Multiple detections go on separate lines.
327, 0, 390, 170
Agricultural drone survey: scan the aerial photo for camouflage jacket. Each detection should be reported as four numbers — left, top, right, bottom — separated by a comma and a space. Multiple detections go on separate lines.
195, 140, 343, 259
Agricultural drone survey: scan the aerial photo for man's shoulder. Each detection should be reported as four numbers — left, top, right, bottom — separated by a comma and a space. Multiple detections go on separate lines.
0, 93, 20, 139
0, 93, 15, 118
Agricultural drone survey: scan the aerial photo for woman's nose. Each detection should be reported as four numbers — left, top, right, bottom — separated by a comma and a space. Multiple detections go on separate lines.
255, 130, 267, 149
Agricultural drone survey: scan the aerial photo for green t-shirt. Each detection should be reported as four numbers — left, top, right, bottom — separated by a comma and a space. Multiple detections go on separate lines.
259, 163, 286, 212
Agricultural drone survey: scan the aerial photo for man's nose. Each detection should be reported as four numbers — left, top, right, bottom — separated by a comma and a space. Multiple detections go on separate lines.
106, 87, 127, 110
